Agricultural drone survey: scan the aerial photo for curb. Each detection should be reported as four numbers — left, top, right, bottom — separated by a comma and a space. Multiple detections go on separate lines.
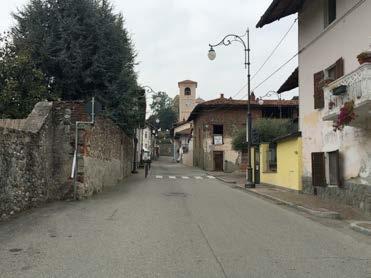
214, 176, 237, 184
208, 173, 342, 220
243, 188, 341, 219
350, 222, 371, 236
206, 173, 238, 184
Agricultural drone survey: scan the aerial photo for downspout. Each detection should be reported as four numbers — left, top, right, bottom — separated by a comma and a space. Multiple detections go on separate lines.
71, 97, 96, 200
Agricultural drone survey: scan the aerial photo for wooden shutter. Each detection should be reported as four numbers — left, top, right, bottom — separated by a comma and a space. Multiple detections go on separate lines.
335, 58, 344, 79
311, 152, 326, 187
314, 70, 325, 109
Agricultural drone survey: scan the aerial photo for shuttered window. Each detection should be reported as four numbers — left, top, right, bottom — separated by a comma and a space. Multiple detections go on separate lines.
311, 152, 326, 187
335, 58, 344, 79
313, 71, 325, 109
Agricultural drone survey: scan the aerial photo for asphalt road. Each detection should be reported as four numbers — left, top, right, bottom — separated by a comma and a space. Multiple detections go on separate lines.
1, 157, 370, 278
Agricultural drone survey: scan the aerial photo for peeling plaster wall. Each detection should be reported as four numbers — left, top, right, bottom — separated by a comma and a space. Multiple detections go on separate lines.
299, 0, 371, 181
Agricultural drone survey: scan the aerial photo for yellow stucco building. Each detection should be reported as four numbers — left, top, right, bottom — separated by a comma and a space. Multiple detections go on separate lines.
259, 132, 302, 191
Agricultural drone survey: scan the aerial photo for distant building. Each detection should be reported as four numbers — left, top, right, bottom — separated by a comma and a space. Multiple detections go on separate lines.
173, 80, 203, 166
189, 94, 299, 172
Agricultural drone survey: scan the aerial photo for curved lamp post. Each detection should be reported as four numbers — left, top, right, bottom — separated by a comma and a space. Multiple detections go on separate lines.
257, 90, 282, 118
208, 28, 255, 188
132, 85, 161, 173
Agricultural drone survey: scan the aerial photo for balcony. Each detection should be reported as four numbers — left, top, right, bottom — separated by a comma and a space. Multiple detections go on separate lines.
323, 63, 371, 129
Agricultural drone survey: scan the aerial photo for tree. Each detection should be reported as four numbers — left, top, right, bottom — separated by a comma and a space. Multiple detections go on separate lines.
148, 91, 177, 131
0, 33, 50, 118
232, 118, 293, 151
2, 0, 142, 134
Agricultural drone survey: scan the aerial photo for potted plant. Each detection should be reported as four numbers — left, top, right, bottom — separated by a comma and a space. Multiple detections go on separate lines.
357, 51, 371, 65
333, 100, 356, 131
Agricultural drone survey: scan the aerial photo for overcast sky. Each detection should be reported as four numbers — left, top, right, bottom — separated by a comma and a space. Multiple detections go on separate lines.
0, 0, 298, 101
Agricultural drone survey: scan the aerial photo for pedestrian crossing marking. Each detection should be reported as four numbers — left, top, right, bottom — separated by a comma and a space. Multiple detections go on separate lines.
153, 175, 212, 180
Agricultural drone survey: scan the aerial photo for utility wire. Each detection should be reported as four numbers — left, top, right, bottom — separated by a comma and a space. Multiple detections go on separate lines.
251, 18, 297, 81
230, 17, 297, 99
249, 52, 298, 95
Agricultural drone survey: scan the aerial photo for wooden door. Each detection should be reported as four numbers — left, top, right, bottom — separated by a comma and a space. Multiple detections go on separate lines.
214, 151, 224, 172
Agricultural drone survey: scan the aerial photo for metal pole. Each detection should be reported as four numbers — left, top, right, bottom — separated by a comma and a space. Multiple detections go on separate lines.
245, 28, 255, 188
132, 128, 138, 174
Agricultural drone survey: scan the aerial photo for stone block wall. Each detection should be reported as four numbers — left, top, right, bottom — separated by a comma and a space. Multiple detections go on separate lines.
78, 117, 133, 197
302, 177, 371, 216
0, 101, 133, 219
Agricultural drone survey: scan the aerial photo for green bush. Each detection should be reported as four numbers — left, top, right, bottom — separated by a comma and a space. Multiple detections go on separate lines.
232, 118, 293, 151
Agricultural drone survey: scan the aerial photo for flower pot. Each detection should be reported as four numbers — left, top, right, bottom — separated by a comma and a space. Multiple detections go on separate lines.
357, 51, 371, 65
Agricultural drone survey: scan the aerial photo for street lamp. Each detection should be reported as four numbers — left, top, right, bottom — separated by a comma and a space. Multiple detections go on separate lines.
208, 28, 255, 188
132, 85, 162, 174
257, 90, 282, 118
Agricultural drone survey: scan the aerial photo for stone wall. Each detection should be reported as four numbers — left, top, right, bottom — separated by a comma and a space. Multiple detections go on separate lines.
302, 177, 371, 216
0, 101, 133, 219
78, 117, 133, 197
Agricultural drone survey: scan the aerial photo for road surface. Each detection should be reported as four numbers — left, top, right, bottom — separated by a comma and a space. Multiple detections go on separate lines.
0, 157, 370, 277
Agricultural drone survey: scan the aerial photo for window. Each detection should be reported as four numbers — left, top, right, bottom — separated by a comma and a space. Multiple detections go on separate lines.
325, 0, 336, 27
314, 58, 344, 109
184, 87, 191, 95
213, 125, 223, 145
266, 143, 277, 172
325, 65, 336, 81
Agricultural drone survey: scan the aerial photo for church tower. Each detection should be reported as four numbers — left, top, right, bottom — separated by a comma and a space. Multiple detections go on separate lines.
178, 80, 197, 122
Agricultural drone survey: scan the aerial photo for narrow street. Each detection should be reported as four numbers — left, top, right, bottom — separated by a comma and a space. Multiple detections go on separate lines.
0, 157, 370, 278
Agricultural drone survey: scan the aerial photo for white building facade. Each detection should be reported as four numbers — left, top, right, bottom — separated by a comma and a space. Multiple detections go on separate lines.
257, 0, 371, 214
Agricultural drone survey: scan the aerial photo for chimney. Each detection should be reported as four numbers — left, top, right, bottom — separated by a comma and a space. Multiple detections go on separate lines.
250, 92, 256, 101
220, 93, 224, 99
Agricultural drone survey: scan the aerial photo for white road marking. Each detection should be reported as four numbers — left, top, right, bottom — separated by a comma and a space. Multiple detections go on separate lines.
156, 176, 163, 179
194, 176, 203, 180
169, 176, 177, 179
181, 176, 190, 179
207, 176, 216, 179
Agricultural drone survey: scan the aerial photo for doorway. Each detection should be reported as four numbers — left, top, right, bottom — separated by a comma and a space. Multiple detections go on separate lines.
213, 151, 224, 171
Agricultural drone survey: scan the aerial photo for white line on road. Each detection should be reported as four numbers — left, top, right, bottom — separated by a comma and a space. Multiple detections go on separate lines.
194, 176, 203, 180
207, 176, 216, 179
169, 176, 177, 179
155, 176, 163, 179
181, 176, 190, 179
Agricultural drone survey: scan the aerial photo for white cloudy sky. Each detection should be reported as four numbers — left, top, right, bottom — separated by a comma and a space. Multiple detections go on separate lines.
0, 0, 298, 101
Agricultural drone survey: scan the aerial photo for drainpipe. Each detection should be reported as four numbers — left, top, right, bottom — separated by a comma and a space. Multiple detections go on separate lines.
71, 97, 96, 200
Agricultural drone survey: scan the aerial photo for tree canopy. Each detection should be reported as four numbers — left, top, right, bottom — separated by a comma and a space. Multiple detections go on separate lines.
232, 118, 294, 151
147, 91, 177, 131
0, 0, 144, 135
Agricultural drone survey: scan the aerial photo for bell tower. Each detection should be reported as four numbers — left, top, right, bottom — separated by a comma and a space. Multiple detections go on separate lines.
178, 80, 197, 122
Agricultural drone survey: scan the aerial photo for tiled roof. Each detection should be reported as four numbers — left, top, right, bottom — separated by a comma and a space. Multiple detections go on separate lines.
178, 80, 198, 85
187, 96, 298, 121
277, 67, 299, 94
197, 97, 298, 107
256, 0, 305, 28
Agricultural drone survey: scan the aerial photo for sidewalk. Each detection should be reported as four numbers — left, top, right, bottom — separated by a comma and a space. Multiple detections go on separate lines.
208, 171, 371, 234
